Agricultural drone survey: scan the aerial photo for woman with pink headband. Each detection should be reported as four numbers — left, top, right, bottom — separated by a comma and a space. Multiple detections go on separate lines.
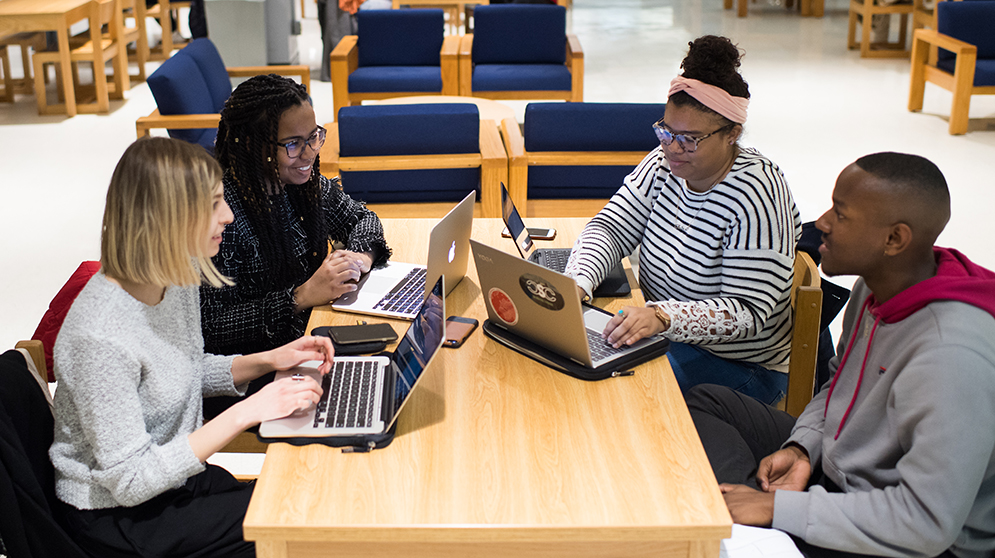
565, 35, 802, 405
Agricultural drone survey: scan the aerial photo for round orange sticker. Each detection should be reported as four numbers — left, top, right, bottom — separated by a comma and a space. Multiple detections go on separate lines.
488, 287, 518, 326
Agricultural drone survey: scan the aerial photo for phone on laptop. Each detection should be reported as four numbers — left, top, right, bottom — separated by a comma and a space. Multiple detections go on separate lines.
320, 323, 398, 345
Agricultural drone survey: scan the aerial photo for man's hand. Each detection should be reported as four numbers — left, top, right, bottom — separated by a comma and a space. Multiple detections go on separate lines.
756, 444, 811, 492
720, 484, 776, 527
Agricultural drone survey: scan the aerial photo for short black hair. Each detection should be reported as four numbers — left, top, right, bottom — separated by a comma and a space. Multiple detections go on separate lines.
854, 152, 948, 202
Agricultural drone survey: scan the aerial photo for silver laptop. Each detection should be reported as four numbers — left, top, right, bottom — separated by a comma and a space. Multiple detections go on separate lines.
499, 183, 630, 297
332, 191, 474, 319
259, 276, 445, 438
471, 239, 662, 368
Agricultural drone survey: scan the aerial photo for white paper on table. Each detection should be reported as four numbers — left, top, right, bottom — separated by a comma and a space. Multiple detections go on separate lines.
720, 524, 804, 558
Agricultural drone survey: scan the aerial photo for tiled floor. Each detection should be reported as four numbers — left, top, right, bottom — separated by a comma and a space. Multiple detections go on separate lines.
2, 0, 994, 360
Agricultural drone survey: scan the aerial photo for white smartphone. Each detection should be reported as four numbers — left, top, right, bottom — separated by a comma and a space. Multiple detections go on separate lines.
500, 227, 557, 241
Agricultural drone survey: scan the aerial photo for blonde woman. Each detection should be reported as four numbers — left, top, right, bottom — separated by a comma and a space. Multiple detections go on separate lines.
50, 137, 333, 557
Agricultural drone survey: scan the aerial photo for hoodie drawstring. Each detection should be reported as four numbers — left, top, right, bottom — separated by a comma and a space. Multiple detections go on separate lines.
823, 298, 881, 439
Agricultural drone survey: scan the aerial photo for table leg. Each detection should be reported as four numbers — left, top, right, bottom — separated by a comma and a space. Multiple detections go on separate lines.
87, 3, 109, 112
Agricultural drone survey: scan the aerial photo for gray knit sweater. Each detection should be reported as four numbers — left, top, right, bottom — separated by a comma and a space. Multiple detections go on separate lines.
50, 273, 242, 510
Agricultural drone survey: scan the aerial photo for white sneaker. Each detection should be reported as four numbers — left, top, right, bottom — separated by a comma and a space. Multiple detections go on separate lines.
171, 31, 185, 44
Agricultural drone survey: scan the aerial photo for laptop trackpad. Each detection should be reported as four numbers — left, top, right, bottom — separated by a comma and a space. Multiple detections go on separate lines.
334, 273, 400, 306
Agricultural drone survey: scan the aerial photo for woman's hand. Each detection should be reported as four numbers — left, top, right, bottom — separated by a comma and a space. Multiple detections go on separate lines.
293, 251, 367, 311
241, 374, 324, 425
603, 306, 667, 348
269, 335, 335, 375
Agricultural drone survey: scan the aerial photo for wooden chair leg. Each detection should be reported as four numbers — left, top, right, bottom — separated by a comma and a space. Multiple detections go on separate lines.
738, 0, 748, 17
908, 35, 928, 111
948, 51, 977, 135
847, 7, 860, 49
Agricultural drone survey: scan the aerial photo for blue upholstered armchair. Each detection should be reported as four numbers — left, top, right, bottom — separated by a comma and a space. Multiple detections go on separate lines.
458, 5, 583, 102
501, 102, 666, 217
330, 9, 459, 119
318, 104, 507, 218
908, 0, 995, 134
137, 38, 310, 152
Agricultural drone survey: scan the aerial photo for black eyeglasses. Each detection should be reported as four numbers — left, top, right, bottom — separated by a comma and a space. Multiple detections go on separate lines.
275, 126, 326, 159
652, 118, 733, 153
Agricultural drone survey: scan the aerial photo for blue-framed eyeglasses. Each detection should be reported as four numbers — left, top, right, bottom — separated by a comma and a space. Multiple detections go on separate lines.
275, 126, 326, 159
652, 118, 733, 153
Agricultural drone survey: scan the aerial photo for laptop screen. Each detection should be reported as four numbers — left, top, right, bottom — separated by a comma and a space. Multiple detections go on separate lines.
501, 183, 535, 257
388, 275, 445, 424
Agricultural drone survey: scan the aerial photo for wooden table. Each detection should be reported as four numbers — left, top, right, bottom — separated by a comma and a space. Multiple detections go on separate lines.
243, 218, 731, 558
0, 0, 100, 116
392, 0, 488, 34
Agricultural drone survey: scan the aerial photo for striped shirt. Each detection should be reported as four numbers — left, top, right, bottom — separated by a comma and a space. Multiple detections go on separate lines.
565, 146, 801, 368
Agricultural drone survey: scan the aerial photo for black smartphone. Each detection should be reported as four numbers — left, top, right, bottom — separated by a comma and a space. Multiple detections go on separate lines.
317, 323, 398, 345
501, 227, 557, 241
444, 316, 479, 348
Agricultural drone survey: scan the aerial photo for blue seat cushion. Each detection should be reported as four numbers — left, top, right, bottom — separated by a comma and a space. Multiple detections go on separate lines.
176, 38, 231, 113
472, 64, 571, 92
338, 104, 479, 156
340, 169, 479, 203
524, 102, 666, 152
147, 53, 217, 148
472, 5, 566, 65
527, 166, 633, 200
348, 66, 443, 93
936, 57, 995, 86
357, 9, 444, 67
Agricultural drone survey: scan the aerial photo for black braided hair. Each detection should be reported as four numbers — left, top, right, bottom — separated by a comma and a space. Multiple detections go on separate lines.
670, 35, 750, 126
216, 74, 327, 290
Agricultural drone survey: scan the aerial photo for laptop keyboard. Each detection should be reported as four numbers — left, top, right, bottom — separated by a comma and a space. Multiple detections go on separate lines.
586, 329, 627, 363
313, 360, 382, 429
372, 267, 427, 315
538, 249, 571, 272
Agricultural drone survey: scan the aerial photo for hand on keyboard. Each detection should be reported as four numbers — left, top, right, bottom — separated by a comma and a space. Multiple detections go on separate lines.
293, 250, 366, 311
244, 374, 324, 423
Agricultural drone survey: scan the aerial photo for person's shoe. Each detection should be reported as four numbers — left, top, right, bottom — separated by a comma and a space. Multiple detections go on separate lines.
171, 31, 186, 44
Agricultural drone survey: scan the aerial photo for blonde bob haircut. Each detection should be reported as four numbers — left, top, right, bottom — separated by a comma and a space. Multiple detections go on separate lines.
101, 137, 232, 288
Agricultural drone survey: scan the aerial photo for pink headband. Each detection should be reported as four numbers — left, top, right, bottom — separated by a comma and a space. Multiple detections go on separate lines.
668, 76, 749, 124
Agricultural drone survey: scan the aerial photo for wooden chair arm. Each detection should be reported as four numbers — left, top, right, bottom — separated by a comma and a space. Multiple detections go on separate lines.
912, 28, 977, 55
501, 117, 528, 215
566, 34, 584, 101
459, 34, 474, 58
500, 117, 525, 159
479, 119, 507, 217
441, 35, 460, 96
226, 65, 311, 93
337, 153, 482, 172
785, 285, 822, 417
441, 35, 461, 58
331, 36, 359, 118
136, 109, 222, 138
527, 151, 647, 166
319, 122, 341, 178
459, 35, 474, 95
330, 35, 359, 69
14, 340, 47, 381
566, 34, 584, 59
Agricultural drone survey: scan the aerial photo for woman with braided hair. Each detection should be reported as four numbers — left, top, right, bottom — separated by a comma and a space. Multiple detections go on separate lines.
565, 36, 801, 405
201, 74, 390, 383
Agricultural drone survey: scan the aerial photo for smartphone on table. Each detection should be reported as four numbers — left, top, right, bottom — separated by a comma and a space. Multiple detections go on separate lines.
318, 323, 398, 345
500, 227, 557, 241
445, 316, 479, 348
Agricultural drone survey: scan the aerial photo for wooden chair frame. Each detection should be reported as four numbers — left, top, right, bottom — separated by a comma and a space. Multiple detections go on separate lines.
847, 0, 915, 58
457, 33, 584, 102
319, 118, 507, 218
136, 65, 311, 139
782, 251, 822, 417
908, 27, 995, 134
122, 0, 150, 82
1, 33, 47, 102
330, 34, 460, 120
147, 0, 191, 61
33, 0, 129, 115
499, 117, 641, 218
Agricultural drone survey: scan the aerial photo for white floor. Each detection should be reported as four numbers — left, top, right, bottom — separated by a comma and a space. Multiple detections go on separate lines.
2, 1, 994, 369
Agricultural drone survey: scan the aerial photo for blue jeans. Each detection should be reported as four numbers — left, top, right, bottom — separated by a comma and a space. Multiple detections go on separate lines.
667, 342, 787, 405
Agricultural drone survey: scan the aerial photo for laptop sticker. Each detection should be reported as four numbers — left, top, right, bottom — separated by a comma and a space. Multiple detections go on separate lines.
488, 287, 519, 326
519, 274, 564, 311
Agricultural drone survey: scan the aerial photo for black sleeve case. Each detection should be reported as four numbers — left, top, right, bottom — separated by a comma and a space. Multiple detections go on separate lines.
311, 326, 389, 356
482, 319, 670, 382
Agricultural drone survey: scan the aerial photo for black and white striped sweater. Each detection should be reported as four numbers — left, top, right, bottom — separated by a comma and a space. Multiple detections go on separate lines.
565, 146, 802, 368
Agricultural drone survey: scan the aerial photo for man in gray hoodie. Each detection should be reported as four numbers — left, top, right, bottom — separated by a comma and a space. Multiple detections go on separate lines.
687, 152, 995, 558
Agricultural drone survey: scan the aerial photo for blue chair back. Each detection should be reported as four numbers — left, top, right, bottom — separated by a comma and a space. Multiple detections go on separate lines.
524, 102, 666, 199
147, 52, 219, 151
357, 9, 445, 67
936, 0, 995, 86
338, 104, 481, 203
472, 5, 566, 65
180, 38, 233, 112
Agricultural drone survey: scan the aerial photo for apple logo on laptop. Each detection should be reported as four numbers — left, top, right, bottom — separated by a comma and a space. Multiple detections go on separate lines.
448, 241, 456, 263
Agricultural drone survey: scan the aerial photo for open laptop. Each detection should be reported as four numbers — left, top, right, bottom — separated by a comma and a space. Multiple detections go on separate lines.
471, 239, 666, 368
499, 183, 631, 298
260, 276, 445, 438
332, 191, 474, 319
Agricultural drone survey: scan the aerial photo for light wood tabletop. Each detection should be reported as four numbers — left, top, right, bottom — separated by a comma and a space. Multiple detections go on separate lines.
0, 0, 101, 116
243, 217, 731, 558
